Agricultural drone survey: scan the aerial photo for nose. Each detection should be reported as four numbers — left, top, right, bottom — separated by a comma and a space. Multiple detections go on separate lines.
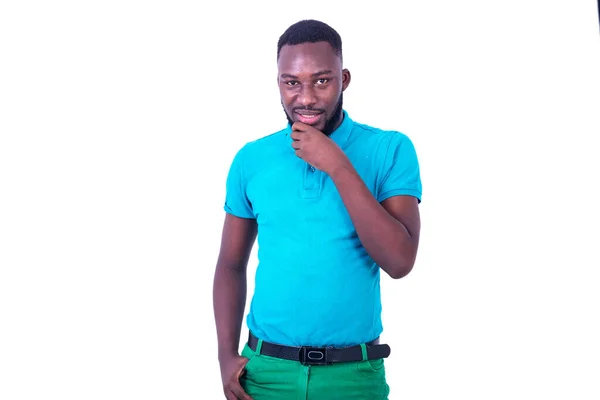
298, 85, 317, 107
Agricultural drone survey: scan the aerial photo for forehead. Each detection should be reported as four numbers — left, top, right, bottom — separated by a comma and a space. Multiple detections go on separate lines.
277, 41, 341, 75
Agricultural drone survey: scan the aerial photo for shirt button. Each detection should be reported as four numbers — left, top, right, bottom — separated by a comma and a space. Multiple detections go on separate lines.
310, 166, 315, 172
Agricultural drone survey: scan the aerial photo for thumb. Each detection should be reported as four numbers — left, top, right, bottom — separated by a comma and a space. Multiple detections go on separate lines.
236, 358, 250, 379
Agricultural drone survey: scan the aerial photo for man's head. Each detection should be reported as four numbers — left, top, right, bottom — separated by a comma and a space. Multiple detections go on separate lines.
277, 20, 351, 135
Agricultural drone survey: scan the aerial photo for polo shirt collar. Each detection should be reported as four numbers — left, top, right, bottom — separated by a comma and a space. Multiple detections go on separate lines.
285, 109, 353, 149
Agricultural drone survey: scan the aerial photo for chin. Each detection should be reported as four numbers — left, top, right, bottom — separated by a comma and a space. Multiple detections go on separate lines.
305, 121, 327, 131
314, 122, 327, 131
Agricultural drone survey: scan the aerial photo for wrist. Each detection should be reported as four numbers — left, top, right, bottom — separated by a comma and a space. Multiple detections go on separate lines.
328, 160, 355, 181
218, 348, 239, 364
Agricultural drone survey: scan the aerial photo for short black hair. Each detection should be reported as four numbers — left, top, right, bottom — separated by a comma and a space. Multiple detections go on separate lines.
277, 19, 343, 61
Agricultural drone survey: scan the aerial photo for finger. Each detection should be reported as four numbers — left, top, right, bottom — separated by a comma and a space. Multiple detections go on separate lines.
229, 381, 253, 400
290, 131, 303, 141
237, 359, 249, 377
292, 122, 309, 132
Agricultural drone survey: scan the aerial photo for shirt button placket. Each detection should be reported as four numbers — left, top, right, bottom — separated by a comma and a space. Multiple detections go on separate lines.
302, 163, 321, 198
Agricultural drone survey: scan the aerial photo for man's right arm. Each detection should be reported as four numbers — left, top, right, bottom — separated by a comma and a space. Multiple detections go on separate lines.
213, 213, 257, 397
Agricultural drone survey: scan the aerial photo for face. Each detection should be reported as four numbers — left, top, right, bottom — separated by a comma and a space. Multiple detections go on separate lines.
277, 41, 351, 135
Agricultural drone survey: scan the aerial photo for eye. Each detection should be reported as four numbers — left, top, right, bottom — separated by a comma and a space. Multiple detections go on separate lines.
286, 80, 299, 86
316, 78, 329, 85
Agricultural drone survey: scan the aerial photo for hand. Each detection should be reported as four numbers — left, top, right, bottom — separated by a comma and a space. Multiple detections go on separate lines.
291, 122, 351, 175
220, 355, 253, 400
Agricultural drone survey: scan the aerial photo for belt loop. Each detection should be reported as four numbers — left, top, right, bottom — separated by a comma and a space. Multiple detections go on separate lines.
359, 343, 368, 361
256, 339, 263, 356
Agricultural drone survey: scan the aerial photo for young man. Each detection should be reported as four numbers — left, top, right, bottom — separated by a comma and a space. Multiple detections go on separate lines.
213, 19, 422, 399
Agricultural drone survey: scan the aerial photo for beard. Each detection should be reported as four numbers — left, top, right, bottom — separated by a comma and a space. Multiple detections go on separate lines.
283, 93, 344, 136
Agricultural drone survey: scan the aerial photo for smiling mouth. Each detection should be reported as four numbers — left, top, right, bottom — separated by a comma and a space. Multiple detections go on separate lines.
295, 111, 323, 124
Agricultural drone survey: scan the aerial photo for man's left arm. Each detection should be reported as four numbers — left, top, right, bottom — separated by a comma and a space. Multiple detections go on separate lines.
328, 134, 422, 279
291, 124, 422, 279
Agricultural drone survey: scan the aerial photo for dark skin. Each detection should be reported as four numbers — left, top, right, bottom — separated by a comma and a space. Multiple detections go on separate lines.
213, 41, 420, 399
213, 214, 257, 400
281, 41, 421, 277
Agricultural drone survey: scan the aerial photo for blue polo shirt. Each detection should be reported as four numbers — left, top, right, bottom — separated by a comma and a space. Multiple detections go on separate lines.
224, 110, 422, 347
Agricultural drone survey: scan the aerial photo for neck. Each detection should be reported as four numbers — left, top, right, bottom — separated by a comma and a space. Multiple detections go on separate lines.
322, 106, 344, 136
329, 113, 344, 133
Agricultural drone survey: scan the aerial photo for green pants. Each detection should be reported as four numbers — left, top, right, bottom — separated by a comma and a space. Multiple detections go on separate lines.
240, 340, 390, 400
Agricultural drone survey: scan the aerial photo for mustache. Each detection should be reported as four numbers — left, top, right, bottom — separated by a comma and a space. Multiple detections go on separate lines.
292, 106, 326, 113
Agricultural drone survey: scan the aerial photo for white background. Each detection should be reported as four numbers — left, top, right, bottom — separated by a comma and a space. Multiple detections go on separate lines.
1, 1, 599, 399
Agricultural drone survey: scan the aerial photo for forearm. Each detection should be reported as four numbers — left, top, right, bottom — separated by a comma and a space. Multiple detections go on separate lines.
329, 165, 417, 278
213, 264, 247, 361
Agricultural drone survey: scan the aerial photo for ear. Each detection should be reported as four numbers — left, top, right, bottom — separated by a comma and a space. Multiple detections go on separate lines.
341, 68, 351, 91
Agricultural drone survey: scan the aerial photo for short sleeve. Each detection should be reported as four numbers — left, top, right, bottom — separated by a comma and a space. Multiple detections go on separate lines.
377, 133, 422, 203
223, 145, 255, 218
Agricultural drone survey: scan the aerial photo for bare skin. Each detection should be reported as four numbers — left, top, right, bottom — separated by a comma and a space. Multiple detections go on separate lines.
213, 40, 420, 399
291, 122, 420, 278
213, 214, 257, 400
282, 41, 421, 278
278, 41, 349, 134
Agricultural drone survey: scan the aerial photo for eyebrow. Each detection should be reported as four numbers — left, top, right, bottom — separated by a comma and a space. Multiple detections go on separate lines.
280, 70, 333, 79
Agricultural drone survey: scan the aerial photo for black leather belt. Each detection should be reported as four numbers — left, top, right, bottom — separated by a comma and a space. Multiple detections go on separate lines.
248, 332, 391, 366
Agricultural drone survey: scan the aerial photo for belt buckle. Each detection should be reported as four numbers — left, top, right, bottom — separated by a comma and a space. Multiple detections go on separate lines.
299, 346, 330, 365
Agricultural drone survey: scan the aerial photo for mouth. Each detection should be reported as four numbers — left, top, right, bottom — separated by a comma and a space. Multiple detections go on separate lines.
294, 111, 324, 125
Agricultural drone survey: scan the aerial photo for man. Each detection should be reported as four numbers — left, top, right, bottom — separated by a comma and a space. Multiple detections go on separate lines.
213, 19, 422, 399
